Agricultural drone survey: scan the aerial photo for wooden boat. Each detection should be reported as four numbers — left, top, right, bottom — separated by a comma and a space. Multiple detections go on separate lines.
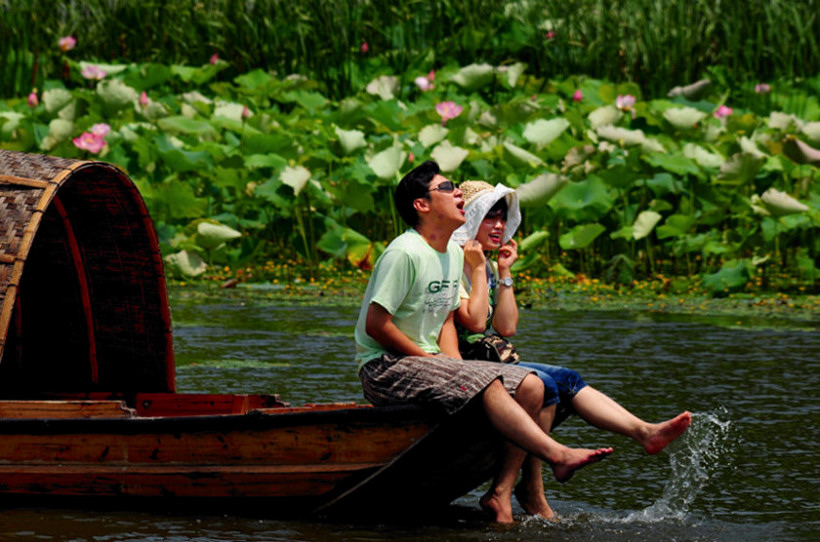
0, 150, 500, 515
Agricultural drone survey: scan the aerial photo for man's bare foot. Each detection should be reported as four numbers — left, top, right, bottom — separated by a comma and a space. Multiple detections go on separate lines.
643, 411, 692, 455
480, 489, 514, 524
514, 484, 559, 521
550, 447, 613, 483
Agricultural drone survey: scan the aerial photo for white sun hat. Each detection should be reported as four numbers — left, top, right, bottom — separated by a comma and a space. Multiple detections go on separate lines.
452, 180, 521, 247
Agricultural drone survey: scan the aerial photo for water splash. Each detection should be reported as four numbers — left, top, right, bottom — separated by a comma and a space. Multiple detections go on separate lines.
625, 407, 735, 522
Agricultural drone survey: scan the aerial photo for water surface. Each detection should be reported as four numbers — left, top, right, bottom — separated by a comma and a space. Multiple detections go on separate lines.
1, 291, 817, 541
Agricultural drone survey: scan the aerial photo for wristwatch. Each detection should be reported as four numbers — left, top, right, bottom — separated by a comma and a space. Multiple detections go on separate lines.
499, 277, 514, 287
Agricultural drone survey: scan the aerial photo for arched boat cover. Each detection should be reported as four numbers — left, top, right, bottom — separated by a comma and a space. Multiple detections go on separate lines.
0, 150, 174, 394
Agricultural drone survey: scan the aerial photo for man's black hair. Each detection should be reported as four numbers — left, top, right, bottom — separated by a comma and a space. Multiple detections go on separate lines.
394, 160, 440, 227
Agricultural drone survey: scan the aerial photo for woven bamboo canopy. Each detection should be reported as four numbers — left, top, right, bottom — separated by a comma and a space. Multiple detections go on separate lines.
0, 150, 174, 394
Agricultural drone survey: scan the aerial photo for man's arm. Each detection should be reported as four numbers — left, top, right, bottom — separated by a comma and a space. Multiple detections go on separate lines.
437, 311, 461, 358
365, 302, 431, 357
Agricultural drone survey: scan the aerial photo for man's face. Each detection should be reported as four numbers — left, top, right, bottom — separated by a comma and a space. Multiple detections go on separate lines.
426, 174, 466, 228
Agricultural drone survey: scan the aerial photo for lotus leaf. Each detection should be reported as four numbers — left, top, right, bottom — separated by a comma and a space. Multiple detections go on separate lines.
588, 105, 622, 129
701, 259, 752, 295
280, 165, 311, 195
153, 179, 207, 219
644, 152, 701, 177
632, 211, 662, 240
196, 222, 241, 249
516, 173, 568, 206
366, 75, 399, 100
549, 176, 615, 221
164, 249, 207, 277
451, 63, 495, 91
739, 136, 767, 159
431, 141, 469, 172
683, 143, 724, 168
503, 62, 527, 87
97, 79, 139, 110
39, 119, 74, 151
157, 116, 217, 139
502, 141, 543, 167
769, 112, 800, 131
559, 223, 607, 250
42, 88, 73, 115
523, 118, 570, 147
801, 122, 820, 145
667, 79, 711, 100
79, 61, 129, 76
244, 154, 287, 171
663, 106, 707, 130
717, 152, 763, 184
782, 137, 820, 166
367, 146, 405, 180
213, 101, 246, 122
518, 230, 549, 253
656, 214, 697, 239
759, 188, 809, 216
335, 126, 367, 154
418, 124, 449, 148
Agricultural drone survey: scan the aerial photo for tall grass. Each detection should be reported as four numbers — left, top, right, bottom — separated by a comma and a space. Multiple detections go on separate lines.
1, 0, 818, 99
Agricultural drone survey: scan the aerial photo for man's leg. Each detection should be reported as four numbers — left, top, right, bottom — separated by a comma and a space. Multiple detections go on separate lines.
515, 405, 558, 520
571, 386, 691, 454
480, 376, 612, 515
479, 373, 544, 523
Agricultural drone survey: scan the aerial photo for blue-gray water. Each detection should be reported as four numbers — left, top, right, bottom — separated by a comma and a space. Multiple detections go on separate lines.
0, 290, 817, 541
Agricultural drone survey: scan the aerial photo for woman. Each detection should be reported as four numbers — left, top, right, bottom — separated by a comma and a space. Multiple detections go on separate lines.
452, 181, 692, 521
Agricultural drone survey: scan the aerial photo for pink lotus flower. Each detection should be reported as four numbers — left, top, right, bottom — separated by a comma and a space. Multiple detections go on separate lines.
58, 36, 76, 52
755, 83, 771, 94
572, 89, 583, 102
414, 75, 434, 92
242, 105, 251, 119
139, 91, 149, 107
714, 105, 733, 119
408, 152, 415, 163
427, 70, 435, 81
435, 101, 463, 125
90, 123, 110, 138
546, 31, 556, 40
210, 53, 219, 65
72, 132, 106, 154
361, 42, 369, 53
27, 90, 38, 108
616, 94, 636, 110
81, 65, 106, 80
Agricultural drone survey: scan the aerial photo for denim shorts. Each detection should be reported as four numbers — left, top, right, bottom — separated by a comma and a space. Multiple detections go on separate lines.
518, 361, 588, 430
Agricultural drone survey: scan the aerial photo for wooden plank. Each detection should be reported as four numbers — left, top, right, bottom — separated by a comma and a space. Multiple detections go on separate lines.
0, 464, 383, 498
0, 400, 135, 419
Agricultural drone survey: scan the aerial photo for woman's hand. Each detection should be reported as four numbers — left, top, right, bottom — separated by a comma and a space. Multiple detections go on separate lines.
497, 239, 518, 272
463, 240, 486, 269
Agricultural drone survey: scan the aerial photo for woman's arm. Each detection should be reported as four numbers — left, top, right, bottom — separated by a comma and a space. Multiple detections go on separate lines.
454, 240, 490, 333
365, 302, 432, 357
491, 240, 519, 337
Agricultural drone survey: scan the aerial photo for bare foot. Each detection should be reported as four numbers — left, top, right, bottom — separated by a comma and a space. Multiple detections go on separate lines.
550, 447, 613, 483
514, 484, 559, 521
643, 411, 692, 455
480, 489, 514, 524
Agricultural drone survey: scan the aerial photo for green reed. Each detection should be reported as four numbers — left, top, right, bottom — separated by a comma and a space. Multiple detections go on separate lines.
1, 0, 818, 100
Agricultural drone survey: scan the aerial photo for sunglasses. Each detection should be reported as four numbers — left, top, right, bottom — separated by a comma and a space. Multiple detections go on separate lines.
427, 180, 456, 193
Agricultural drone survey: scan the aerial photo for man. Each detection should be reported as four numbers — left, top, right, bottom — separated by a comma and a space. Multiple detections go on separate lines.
354, 160, 612, 523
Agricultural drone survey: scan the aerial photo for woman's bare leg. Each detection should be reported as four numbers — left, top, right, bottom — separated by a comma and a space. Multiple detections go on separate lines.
572, 386, 691, 454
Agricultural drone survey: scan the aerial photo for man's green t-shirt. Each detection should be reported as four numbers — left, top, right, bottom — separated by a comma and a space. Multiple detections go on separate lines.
354, 229, 463, 370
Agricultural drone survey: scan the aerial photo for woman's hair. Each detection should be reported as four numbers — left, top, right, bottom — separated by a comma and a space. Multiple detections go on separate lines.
486, 197, 508, 222
394, 160, 440, 227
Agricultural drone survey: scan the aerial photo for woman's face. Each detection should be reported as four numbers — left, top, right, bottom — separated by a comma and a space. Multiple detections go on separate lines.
474, 206, 507, 251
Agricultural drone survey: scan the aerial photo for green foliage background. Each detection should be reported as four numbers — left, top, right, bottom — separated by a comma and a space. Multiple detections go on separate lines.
0, 1, 818, 296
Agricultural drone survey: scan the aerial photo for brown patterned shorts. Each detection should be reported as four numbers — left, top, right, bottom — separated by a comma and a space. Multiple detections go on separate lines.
359, 353, 533, 415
